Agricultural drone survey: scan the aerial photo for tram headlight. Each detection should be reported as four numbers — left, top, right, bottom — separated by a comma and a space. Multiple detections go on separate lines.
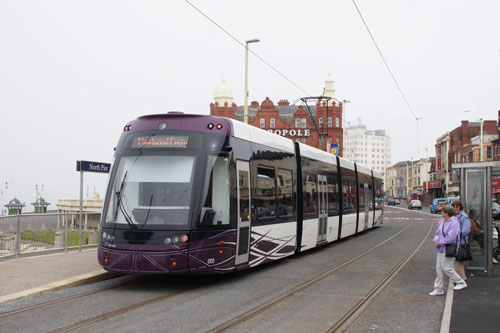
164, 237, 172, 245
173, 236, 180, 243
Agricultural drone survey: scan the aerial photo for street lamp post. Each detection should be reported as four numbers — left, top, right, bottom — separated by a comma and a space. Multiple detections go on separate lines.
244, 39, 260, 124
341, 100, 350, 157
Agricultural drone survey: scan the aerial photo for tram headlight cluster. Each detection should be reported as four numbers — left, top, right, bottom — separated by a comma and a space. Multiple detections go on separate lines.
101, 232, 113, 243
164, 234, 189, 245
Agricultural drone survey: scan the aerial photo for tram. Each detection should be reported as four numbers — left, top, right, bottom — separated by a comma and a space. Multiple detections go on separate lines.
98, 113, 383, 274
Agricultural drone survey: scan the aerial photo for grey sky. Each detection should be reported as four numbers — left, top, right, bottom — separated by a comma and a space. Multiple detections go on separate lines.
1, 0, 499, 210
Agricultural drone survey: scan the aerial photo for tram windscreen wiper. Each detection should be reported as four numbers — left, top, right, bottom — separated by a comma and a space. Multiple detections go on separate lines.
139, 194, 154, 230
114, 171, 137, 230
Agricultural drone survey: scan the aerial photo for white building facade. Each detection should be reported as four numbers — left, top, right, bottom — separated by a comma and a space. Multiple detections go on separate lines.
343, 125, 392, 183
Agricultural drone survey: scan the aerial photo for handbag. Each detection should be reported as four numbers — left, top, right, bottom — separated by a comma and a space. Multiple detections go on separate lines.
442, 220, 458, 257
456, 243, 473, 261
445, 243, 457, 257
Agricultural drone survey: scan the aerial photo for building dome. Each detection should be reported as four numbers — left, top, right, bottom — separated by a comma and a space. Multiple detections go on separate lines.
214, 80, 233, 106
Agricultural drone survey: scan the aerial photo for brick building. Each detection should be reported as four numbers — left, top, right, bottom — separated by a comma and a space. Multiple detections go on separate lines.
210, 75, 345, 155
434, 120, 498, 198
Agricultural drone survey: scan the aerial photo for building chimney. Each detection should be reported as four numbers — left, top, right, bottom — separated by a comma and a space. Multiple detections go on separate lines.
461, 120, 470, 145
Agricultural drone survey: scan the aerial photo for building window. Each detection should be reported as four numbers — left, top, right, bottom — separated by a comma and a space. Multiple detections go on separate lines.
270, 118, 275, 128
260, 118, 265, 128
336, 137, 340, 145
295, 118, 301, 128
328, 117, 332, 128
335, 117, 340, 128
488, 146, 492, 159
319, 117, 323, 127
301, 118, 307, 128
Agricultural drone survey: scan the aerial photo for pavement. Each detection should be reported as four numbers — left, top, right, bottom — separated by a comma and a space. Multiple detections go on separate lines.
0, 248, 117, 305
0, 225, 499, 332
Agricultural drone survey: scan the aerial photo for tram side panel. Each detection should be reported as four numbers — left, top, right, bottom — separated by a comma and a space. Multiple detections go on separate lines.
340, 165, 358, 239
356, 170, 373, 232
299, 156, 340, 251
374, 177, 384, 226
248, 142, 298, 267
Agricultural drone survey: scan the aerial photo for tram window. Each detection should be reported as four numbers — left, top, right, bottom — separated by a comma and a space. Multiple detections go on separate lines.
257, 166, 276, 219
199, 154, 230, 226
303, 173, 317, 216
359, 183, 365, 210
342, 179, 356, 214
238, 170, 250, 222
375, 179, 383, 210
327, 175, 339, 216
277, 169, 294, 217
368, 184, 374, 211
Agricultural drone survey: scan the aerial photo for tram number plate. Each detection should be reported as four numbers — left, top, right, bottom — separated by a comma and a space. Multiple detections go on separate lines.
207, 258, 215, 265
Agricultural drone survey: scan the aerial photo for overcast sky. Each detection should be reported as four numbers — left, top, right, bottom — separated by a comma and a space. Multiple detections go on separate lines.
1, 0, 499, 211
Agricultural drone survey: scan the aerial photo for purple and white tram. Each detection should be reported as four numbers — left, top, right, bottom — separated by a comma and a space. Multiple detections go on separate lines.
98, 113, 383, 274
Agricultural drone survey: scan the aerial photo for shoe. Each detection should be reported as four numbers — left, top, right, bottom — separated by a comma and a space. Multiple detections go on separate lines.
429, 290, 444, 296
454, 282, 467, 290
493, 258, 498, 264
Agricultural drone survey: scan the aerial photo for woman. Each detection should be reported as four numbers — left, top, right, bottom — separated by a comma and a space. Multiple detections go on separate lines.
469, 208, 498, 264
451, 201, 471, 280
429, 206, 467, 296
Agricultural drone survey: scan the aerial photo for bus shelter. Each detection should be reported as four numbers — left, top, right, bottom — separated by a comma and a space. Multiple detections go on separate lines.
452, 161, 500, 277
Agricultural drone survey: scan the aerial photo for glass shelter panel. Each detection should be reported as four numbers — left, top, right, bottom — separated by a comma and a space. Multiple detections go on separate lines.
465, 169, 487, 270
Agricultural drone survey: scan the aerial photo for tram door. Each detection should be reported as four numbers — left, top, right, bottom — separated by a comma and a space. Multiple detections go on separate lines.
235, 161, 251, 266
317, 175, 328, 243
363, 183, 369, 230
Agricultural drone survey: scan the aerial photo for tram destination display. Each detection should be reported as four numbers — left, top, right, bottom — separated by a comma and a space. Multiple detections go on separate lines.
131, 135, 189, 149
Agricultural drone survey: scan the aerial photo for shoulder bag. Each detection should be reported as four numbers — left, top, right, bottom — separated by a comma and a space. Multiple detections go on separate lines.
443, 221, 458, 257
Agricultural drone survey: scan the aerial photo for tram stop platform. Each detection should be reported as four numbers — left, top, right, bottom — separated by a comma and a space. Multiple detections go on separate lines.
0, 247, 499, 332
0, 248, 114, 305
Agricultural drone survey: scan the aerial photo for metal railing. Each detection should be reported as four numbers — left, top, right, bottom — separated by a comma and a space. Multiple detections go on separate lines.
0, 212, 100, 259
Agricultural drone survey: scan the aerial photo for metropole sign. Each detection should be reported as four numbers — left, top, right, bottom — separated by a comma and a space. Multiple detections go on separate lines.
76, 160, 111, 251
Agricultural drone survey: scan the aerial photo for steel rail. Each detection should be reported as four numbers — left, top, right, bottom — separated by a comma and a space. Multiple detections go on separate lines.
328, 219, 434, 332
208, 220, 417, 333
0, 277, 145, 319
48, 290, 185, 333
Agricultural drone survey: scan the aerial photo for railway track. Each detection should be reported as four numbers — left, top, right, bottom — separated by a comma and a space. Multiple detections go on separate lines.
207, 219, 433, 333
2, 216, 432, 332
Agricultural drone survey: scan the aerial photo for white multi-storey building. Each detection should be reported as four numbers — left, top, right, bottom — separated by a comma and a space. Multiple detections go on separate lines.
343, 125, 392, 182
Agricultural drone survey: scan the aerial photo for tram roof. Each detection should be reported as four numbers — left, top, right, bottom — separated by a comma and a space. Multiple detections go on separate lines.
228, 118, 295, 153
297, 142, 337, 165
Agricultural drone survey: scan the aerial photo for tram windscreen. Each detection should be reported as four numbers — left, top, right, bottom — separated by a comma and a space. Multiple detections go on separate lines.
104, 155, 195, 228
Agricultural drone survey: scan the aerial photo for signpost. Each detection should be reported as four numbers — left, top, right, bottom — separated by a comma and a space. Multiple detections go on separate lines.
76, 160, 111, 251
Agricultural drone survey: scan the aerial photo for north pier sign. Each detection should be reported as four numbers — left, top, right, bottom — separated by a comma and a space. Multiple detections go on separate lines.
76, 160, 111, 174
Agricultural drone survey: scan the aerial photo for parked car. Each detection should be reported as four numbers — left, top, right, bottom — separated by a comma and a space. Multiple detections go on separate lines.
430, 198, 449, 214
387, 198, 400, 206
408, 199, 422, 210
493, 202, 500, 220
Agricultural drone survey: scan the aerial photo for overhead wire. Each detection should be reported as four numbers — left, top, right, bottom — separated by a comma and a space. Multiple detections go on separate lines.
184, 0, 312, 97
351, 0, 418, 121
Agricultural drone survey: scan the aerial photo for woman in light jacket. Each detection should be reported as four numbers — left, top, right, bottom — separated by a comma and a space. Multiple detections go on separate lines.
451, 201, 471, 280
429, 206, 467, 296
